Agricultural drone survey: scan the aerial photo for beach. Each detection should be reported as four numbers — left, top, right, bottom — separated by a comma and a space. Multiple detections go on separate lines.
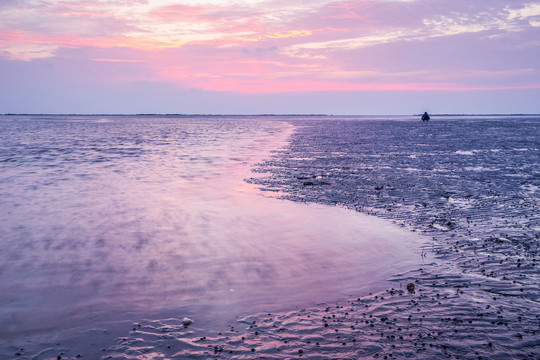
1, 115, 539, 359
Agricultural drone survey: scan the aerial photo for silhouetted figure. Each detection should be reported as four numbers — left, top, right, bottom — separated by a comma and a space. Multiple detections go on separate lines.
421, 112, 430, 121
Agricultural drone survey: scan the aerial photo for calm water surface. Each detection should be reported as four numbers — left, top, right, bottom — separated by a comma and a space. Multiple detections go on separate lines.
0, 115, 425, 356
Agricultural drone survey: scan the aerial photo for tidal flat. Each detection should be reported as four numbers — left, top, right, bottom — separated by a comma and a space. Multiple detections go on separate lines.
103, 116, 539, 360
1, 115, 539, 359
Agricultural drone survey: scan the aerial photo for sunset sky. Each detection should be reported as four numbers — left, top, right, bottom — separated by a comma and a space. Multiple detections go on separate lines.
1, 0, 539, 114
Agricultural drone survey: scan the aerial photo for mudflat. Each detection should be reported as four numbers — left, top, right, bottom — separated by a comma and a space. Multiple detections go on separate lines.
2, 115, 538, 359
104, 116, 538, 359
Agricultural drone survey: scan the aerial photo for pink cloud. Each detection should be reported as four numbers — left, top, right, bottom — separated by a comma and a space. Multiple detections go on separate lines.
48, 1, 111, 18
160, 72, 540, 94
0, 29, 184, 58
92, 58, 146, 63
148, 4, 234, 23
1, 0, 539, 99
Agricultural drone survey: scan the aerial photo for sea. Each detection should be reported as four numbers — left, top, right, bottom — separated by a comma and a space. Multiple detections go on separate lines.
0, 114, 430, 359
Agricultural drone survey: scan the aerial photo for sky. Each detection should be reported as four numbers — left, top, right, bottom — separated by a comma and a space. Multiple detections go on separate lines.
1, 0, 539, 114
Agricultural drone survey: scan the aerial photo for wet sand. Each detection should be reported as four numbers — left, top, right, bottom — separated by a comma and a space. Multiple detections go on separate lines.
99, 116, 539, 359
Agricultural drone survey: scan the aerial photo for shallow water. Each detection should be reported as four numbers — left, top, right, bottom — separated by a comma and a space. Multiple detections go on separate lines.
0, 115, 426, 358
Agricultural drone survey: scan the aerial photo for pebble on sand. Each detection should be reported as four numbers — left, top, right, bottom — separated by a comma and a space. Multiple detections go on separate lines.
182, 317, 194, 327
407, 283, 415, 293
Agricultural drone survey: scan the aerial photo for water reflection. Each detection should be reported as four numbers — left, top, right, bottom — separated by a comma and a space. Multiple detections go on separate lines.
0, 115, 425, 354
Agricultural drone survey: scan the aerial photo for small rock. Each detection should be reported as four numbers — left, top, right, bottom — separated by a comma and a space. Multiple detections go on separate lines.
182, 317, 193, 327
407, 283, 415, 293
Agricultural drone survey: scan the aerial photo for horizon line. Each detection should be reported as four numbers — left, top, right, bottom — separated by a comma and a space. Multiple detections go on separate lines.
2, 113, 540, 117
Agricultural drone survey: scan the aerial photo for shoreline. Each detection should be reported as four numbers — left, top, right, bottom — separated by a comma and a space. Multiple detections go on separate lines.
243, 116, 540, 359
3, 115, 538, 359
106, 116, 538, 359
100, 116, 540, 359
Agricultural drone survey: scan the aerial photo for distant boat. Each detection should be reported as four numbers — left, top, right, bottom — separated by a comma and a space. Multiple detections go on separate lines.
421, 112, 430, 121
